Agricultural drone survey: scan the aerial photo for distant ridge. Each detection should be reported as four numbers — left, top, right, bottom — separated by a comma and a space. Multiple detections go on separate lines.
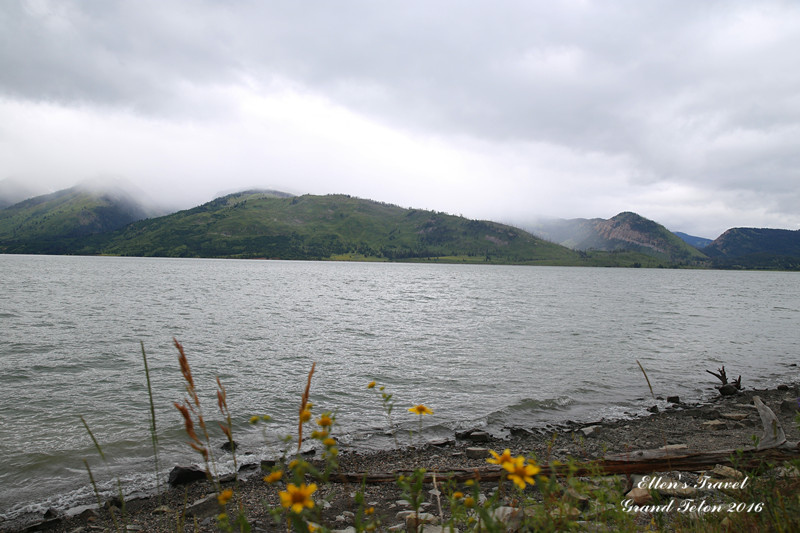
209, 189, 296, 202
703, 227, 800, 270
527, 212, 707, 264
673, 231, 713, 249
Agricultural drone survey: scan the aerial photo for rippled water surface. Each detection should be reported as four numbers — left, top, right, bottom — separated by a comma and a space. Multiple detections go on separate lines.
1, 255, 799, 517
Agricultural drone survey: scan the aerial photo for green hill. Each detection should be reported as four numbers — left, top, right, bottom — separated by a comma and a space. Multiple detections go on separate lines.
93, 191, 580, 264
703, 228, 800, 270
0, 186, 153, 254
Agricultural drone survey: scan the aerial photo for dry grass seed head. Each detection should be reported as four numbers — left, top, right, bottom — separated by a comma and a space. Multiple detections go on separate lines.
174, 402, 199, 443
216, 377, 228, 414
297, 362, 316, 452
174, 338, 195, 390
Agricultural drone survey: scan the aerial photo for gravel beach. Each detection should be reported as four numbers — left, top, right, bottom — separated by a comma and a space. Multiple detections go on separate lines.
4, 383, 799, 533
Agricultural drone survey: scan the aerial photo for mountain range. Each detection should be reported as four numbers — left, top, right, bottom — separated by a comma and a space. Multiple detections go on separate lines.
1, 185, 799, 270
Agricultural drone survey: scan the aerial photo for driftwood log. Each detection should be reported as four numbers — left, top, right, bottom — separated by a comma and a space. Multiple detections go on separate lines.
706, 366, 742, 390
331, 396, 798, 484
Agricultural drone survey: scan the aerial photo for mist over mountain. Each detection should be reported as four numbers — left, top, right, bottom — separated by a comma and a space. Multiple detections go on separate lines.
0, 177, 52, 209
0, 184, 157, 254
525, 212, 708, 264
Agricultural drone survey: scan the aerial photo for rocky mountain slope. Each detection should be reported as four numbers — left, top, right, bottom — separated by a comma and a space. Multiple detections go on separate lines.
527, 212, 708, 264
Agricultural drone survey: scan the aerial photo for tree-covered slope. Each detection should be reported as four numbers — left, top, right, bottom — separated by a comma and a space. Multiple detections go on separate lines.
96, 191, 580, 264
0, 186, 153, 254
703, 228, 800, 270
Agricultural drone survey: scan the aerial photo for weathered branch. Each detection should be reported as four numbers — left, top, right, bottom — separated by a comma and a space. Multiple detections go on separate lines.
331, 445, 799, 484
706, 366, 729, 385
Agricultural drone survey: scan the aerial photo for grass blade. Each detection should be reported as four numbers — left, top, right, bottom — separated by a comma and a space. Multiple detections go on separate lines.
141, 341, 162, 496
80, 416, 105, 461
636, 359, 655, 400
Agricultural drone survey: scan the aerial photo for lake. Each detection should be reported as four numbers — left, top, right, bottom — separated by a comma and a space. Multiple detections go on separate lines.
1, 255, 799, 520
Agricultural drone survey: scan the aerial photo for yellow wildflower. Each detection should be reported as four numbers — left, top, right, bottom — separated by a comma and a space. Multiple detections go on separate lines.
367, 381, 376, 389
408, 404, 433, 416
464, 496, 475, 508
249, 416, 260, 424
317, 414, 333, 427
452, 491, 464, 499
323, 437, 337, 447
486, 449, 514, 467
503, 456, 540, 489
217, 488, 233, 506
365, 506, 375, 515
263, 470, 283, 483
300, 408, 312, 423
279, 483, 318, 513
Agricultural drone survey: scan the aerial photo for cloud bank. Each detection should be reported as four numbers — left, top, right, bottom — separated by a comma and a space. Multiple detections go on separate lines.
2, 0, 799, 237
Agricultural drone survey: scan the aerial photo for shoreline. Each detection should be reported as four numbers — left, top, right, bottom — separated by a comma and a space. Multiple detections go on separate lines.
3, 383, 799, 532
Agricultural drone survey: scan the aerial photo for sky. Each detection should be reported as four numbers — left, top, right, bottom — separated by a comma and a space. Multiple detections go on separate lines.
2, 1, 799, 238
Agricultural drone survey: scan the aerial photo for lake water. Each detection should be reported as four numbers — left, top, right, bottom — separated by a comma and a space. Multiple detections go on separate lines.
1, 255, 799, 521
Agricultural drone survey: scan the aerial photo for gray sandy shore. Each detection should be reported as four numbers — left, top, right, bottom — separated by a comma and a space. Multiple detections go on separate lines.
4, 384, 799, 533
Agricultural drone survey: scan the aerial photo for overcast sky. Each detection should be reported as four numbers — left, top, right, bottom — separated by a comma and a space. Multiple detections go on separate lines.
2, 1, 799, 238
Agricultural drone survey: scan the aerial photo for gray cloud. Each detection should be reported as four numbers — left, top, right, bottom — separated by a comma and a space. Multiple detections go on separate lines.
1, 0, 799, 238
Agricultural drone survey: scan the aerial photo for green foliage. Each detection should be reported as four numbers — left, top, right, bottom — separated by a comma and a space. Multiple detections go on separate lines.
72, 192, 584, 264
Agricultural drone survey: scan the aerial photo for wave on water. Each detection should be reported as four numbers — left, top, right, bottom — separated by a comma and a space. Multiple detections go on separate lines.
505, 396, 577, 412
482, 396, 578, 432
